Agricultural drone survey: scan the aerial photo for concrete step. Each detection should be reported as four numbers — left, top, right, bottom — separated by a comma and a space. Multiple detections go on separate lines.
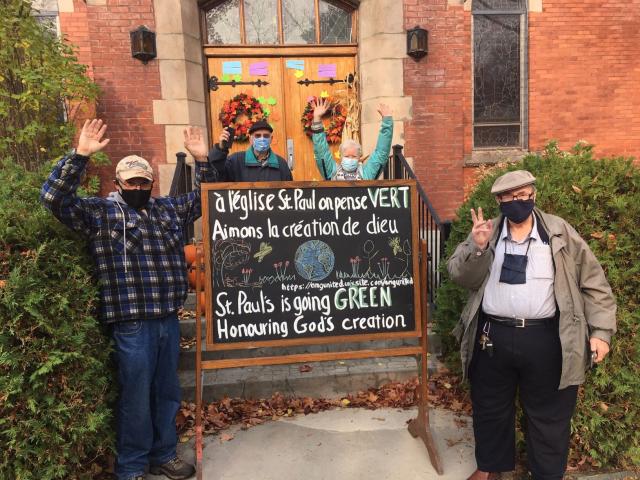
179, 354, 442, 402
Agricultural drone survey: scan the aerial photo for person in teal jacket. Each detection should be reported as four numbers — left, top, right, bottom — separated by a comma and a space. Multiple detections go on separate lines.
311, 98, 393, 180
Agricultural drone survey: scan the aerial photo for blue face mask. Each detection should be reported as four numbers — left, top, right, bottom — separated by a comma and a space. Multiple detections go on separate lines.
252, 137, 271, 153
341, 156, 359, 172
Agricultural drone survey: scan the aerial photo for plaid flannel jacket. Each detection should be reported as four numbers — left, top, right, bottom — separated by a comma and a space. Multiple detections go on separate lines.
40, 154, 217, 323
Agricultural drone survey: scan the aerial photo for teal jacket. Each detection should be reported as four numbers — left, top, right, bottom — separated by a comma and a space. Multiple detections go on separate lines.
312, 116, 394, 180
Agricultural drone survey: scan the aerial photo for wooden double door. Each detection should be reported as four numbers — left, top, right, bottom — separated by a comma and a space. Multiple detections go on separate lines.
207, 54, 356, 181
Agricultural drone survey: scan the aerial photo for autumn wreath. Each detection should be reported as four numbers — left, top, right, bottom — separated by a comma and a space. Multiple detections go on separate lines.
301, 96, 347, 144
219, 93, 268, 142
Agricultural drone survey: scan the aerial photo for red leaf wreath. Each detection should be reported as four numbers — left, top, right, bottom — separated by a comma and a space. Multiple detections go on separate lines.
219, 93, 269, 142
301, 96, 346, 144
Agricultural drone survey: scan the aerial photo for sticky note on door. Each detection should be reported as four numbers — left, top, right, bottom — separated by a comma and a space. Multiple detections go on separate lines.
222, 61, 242, 75
286, 59, 304, 71
249, 61, 268, 76
318, 64, 337, 78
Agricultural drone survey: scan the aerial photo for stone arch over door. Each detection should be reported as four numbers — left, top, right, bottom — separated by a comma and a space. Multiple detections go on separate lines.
150, 0, 411, 190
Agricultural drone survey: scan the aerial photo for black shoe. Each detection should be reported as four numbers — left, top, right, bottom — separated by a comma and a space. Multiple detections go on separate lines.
149, 457, 195, 480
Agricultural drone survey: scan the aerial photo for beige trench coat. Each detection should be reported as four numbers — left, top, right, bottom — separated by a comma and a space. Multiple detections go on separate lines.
447, 208, 616, 389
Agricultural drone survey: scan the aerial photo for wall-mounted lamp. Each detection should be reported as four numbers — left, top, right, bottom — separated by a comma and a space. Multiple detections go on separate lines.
407, 26, 428, 61
130, 25, 156, 64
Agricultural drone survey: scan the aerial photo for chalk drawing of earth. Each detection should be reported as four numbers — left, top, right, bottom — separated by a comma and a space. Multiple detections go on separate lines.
294, 240, 335, 281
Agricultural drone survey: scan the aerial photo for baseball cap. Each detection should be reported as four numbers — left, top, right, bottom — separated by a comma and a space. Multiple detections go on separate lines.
116, 155, 154, 182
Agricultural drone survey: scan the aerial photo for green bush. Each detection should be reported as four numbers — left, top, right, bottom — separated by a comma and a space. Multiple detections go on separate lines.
434, 142, 640, 468
0, 161, 115, 479
0, 0, 99, 171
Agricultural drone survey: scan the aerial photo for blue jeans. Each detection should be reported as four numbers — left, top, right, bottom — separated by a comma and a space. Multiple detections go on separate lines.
111, 313, 181, 480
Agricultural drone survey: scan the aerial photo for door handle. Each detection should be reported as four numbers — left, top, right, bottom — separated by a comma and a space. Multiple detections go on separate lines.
287, 138, 294, 171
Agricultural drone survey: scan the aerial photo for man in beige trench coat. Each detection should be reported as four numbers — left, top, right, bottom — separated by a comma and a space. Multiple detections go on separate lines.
447, 170, 616, 480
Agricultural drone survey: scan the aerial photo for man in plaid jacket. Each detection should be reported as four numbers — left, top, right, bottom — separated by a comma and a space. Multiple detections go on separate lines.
41, 119, 216, 480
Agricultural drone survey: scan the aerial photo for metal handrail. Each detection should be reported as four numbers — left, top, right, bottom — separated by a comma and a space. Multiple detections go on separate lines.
383, 145, 451, 305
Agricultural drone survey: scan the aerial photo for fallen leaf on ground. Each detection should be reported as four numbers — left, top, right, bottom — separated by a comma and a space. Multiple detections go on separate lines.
176, 374, 472, 440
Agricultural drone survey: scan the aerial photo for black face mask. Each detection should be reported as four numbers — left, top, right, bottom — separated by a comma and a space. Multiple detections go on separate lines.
119, 188, 151, 209
499, 199, 535, 224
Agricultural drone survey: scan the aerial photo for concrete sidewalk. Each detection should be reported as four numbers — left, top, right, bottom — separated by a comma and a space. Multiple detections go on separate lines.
149, 407, 476, 480
146, 406, 638, 480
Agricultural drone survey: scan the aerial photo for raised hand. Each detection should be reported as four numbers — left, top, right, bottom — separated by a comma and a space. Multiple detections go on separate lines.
471, 207, 493, 250
218, 129, 231, 150
183, 126, 208, 161
312, 98, 330, 122
76, 119, 110, 156
377, 103, 393, 118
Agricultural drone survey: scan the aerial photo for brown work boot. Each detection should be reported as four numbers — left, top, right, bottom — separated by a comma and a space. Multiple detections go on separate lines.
149, 456, 195, 479
467, 469, 502, 480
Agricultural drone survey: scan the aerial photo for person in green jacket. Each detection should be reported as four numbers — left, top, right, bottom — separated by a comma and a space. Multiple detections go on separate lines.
310, 98, 393, 180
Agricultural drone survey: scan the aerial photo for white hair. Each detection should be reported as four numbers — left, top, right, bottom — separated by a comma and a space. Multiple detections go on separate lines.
339, 139, 362, 157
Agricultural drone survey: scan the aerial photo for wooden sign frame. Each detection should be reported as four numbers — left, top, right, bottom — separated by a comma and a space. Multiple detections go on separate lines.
193, 180, 442, 478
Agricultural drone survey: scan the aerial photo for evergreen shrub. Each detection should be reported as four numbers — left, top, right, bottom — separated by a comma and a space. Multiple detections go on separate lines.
0, 164, 115, 479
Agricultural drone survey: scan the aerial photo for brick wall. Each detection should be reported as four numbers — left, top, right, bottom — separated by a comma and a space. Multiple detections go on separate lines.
528, 0, 640, 159
404, 0, 640, 221
58, 0, 166, 196
403, 0, 470, 221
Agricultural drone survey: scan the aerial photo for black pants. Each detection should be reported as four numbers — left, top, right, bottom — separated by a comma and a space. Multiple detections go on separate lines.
470, 317, 579, 480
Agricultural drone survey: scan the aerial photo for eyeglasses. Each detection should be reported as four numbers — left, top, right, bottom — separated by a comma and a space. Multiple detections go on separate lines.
498, 191, 534, 202
119, 178, 153, 190
253, 133, 271, 139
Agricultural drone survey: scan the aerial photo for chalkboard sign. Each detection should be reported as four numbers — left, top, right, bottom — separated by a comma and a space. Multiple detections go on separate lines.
201, 180, 421, 349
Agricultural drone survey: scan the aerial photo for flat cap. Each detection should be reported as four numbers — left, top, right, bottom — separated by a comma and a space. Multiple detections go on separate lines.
249, 120, 273, 134
491, 170, 536, 195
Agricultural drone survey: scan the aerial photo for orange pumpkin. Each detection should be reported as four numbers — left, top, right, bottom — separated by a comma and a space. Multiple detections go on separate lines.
187, 265, 196, 288
187, 263, 205, 289
184, 244, 197, 265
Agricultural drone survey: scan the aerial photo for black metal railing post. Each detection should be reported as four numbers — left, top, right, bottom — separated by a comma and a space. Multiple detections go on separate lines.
169, 152, 194, 243
440, 221, 452, 257
392, 144, 404, 180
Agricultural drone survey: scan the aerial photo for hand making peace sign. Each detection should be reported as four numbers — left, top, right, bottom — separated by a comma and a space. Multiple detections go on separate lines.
470, 207, 493, 250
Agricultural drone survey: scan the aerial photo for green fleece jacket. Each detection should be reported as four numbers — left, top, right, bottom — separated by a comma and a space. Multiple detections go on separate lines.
312, 116, 393, 180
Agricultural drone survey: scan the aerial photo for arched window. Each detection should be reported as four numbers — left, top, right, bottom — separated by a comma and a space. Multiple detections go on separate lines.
472, 0, 526, 149
203, 0, 357, 46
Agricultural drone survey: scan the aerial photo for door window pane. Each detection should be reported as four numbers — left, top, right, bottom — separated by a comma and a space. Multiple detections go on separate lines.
205, 0, 241, 44
319, 0, 352, 44
245, 0, 278, 45
283, 0, 316, 44
474, 14, 520, 126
